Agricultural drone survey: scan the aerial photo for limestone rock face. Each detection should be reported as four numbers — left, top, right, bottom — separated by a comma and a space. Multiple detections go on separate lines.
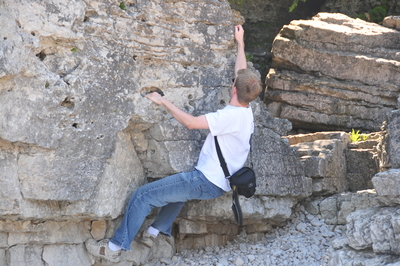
288, 132, 349, 195
372, 169, 400, 206
328, 246, 400, 266
304, 190, 381, 226
0, 0, 245, 220
387, 110, 400, 169
0, 0, 311, 264
346, 207, 400, 255
265, 13, 400, 132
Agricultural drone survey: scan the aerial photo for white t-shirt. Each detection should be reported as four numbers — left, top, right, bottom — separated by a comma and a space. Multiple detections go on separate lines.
195, 105, 254, 191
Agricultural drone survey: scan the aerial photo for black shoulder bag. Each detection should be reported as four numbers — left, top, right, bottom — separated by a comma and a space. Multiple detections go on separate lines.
214, 136, 256, 226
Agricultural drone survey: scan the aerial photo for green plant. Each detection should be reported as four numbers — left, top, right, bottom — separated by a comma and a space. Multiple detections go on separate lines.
119, 2, 126, 10
245, 53, 253, 62
349, 129, 370, 142
361, 133, 370, 141
350, 129, 360, 142
289, 0, 307, 12
369, 6, 387, 22
71, 47, 78, 52
356, 0, 388, 23
228, 0, 244, 7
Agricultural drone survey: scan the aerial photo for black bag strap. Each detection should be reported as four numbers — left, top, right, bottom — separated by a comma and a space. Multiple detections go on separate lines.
232, 187, 243, 226
214, 136, 230, 178
215, 136, 243, 226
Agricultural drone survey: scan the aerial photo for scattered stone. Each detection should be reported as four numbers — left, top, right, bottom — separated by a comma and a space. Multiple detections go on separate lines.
332, 237, 348, 250
247, 254, 255, 261
160, 257, 173, 265
217, 257, 229, 266
239, 243, 247, 252
205, 247, 213, 253
148, 208, 343, 266
296, 222, 308, 232
311, 219, 323, 227
235, 257, 245, 266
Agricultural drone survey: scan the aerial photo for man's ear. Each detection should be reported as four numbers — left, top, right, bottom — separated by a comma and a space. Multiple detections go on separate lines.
232, 86, 238, 95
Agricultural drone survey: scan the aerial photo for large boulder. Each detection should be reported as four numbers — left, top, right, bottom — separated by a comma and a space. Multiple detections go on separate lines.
286, 132, 349, 195
0, 0, 311, 264
265, 13, 400, 132
346, 207, 400, 255
372, 169, 400, 206
0, 0, 245, 219
304, 189, 381, 226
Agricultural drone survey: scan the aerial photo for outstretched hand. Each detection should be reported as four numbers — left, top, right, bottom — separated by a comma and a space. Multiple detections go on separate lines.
145, 92, 164, 105
234, 25, 244, 46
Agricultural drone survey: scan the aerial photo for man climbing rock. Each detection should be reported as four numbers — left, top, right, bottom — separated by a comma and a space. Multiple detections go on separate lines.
85, 24, 262, 262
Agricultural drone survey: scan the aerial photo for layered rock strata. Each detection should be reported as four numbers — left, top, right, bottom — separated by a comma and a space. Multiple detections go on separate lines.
346, 135, 380, 192
285, 131, 381, 196
287, 132, 349, 195
0, 0, 311, 265
326, 108, 400, 265
265, 13, 400, 132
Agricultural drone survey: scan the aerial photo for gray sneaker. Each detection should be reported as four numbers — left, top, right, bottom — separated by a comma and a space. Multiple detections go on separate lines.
85, 239, 121, 262
139, 230, 156, 248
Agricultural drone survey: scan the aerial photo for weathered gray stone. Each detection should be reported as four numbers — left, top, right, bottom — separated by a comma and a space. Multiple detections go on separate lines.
125, 235, 174, 266
337, 190, 381, 225
346, 207, 400, 255
179, 193, 296, 226
346, 207, 381, 250
7, 245, 44, 266
178, 219, 208, 235
0, 140, 22, 215
304, 190, 381, 226
328, 246, 400, 266
320, 197, 338, 225
373, 169, 400, 198
387, 110, 400, 169
251, 127, 311, 198
332, 236, 348, 250
6, 220, 91, 246
0, 0, 317, 263
346, 148, 378, 192
0, 233, 7, 248
0, 0, 244, 219
372, 169, 400, 206
42, 244, 91, 266
0, 249, 5, 266
266, 13, 400, 131
287, 131, 349, 195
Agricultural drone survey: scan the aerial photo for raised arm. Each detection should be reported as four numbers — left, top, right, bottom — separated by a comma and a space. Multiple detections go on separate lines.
234, 25, 247, 77
145, 92, 209, 130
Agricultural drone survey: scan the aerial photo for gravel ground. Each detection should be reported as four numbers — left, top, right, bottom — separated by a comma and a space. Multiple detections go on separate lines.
145, 205, 345, 266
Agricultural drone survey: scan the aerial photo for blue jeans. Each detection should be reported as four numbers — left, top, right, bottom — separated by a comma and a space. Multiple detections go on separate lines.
110, 169, 225, 250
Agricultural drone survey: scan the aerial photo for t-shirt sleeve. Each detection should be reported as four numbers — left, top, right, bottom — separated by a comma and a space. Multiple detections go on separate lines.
205, 108, 241, 136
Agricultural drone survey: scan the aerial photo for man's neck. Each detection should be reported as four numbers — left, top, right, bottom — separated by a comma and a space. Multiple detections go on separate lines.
229, 97, 248, 108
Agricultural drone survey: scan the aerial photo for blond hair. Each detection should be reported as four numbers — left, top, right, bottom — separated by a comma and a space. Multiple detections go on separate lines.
234, 69, 262, 105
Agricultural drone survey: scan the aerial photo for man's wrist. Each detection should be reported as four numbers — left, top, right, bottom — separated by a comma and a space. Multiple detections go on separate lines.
160, 97, 169, 107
